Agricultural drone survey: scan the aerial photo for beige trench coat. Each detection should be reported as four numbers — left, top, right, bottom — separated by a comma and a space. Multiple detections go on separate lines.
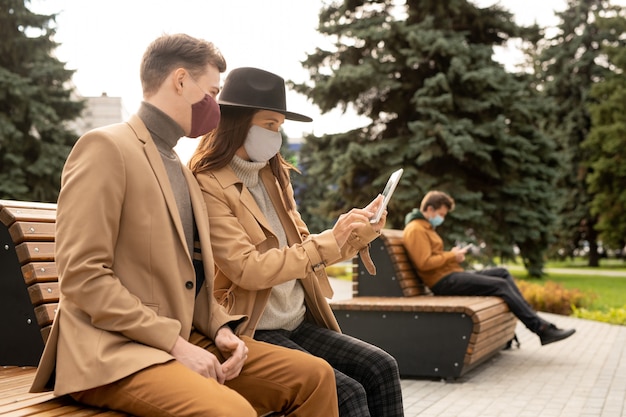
195, 164, 379, 337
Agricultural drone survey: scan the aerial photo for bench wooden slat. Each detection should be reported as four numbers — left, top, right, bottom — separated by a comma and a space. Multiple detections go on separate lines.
379, 231, 431, 297
2, 399, 117, 416
466, 322, 517, 364
330, 295, 505, 312
34, 303, 58, 327
28, 282, 60, 306
0, 367, 54, 405
9, 221, 56, 244
0, 393, 57, 412
0, 200, 58, 211
387, 245, 406, 255
468, 315, 517, 345
41, 326, 53, 344
471, 302, 512, 330
1, 400, 81, 417
0, 372, 43, 398
22, 262, 59, 286
469, 312, 517, 337
0, 367, 130, 417
15, 242, 56, 264
0, 206, 57, 226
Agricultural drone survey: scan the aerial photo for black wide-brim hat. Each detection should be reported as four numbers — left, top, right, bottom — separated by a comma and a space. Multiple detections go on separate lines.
218, 67, 312, 122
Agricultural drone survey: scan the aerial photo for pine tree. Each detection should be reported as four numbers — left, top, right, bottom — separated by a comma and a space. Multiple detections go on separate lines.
293, 131, 362, 233
582, 14, 626, 253
538, 0, 624, 266
293, 0, 559, 276
0, 0, 83, 202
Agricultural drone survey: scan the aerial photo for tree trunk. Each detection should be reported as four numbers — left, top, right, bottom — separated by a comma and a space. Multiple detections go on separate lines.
587, 219, 600, 267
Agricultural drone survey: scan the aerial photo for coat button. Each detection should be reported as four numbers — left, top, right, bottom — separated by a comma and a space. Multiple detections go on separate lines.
185, 281, 194, 290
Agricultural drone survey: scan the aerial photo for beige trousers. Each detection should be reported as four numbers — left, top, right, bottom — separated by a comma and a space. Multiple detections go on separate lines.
72, 335, 338, 417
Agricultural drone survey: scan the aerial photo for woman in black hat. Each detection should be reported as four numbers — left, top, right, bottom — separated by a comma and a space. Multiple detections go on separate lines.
190, 67, 404, 417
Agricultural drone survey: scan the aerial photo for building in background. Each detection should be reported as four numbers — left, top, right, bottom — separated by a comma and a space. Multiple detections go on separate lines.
71, 92, 128, 134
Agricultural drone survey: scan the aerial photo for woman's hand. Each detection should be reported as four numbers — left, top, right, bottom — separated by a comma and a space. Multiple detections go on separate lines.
332, 195, 384, 247
364, 194, 387, 232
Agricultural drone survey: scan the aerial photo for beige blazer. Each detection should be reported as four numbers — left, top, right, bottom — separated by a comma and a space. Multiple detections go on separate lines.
194, 164, 379, 337
31, 115, 245, 396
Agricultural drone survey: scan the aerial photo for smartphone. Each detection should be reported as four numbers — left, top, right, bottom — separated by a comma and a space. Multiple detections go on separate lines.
370, 168, 404, 224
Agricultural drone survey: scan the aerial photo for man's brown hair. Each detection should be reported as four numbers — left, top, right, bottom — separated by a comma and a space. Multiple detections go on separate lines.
420, 191, 455, 212
140, 33, 226, 97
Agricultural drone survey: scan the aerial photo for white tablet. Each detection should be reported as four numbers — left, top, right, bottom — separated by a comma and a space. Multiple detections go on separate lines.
370, 168, 404, 223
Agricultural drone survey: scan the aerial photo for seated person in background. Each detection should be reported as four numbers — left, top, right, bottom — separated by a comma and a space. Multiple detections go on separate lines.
403, 190, 575, 346
189, 67, 404, 417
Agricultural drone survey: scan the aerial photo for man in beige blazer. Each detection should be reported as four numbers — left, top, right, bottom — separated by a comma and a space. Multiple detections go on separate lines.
30, 34, 338, 417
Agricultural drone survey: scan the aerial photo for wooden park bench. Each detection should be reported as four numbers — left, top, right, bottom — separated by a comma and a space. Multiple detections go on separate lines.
0, 199, 284, 417
0, 199, 131, 416
329, 229, 518, 380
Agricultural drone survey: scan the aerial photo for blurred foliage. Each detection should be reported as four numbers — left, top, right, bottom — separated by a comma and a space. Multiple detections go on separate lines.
0, 0, 84, 202
572, 305, 626, 326
516, 279, 592, 315
582, 13, 626, 251
538, 0, 626, 266
325, 263, 352, 281
293, 0, 560, 277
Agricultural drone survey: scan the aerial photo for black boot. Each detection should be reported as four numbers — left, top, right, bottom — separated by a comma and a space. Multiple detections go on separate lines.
538, 323, 576, 345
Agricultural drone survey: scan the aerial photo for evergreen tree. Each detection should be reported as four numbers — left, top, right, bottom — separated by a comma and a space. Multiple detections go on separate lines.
582, 14, 626, 253
0, 0, 83, 202
538, 0, 624, 266
293, 131, 361, 233
293, 0, 558, 276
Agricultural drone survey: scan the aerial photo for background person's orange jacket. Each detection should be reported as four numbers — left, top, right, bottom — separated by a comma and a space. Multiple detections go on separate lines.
403, 218, 463, 288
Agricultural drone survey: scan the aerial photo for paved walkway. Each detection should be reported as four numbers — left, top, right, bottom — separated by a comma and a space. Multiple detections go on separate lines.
329, 278, 626, 417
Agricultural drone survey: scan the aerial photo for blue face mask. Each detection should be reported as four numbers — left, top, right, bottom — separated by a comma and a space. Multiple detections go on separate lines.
429, 214, 444, 228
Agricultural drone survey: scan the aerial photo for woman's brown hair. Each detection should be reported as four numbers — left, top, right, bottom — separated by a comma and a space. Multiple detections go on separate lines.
189, 107, 298, 210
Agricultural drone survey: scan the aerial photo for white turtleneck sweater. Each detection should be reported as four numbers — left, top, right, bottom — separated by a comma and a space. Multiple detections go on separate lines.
229, 156, 306, 331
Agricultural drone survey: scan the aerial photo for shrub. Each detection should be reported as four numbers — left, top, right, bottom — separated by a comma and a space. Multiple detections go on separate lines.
516, 279, 593, 315
325, 264, 352, 281
571, 305, 626, 326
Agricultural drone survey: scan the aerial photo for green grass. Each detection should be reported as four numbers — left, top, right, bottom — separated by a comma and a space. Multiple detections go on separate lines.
325, 264, 353, 281
501, 257, 626, 312
513, 272, 626, 312
544, 258, 626, 271
491, 265, 626, 325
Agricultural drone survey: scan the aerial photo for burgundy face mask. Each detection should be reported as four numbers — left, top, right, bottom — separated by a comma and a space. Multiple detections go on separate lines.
189, 94, 221, 138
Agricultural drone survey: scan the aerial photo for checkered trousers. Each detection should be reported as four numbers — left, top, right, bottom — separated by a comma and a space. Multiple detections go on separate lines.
254, 321, 404, 417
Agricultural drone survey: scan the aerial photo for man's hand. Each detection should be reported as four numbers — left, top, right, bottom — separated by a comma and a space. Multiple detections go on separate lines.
451, 247, 466, 263
214, 326, 248, 382
170, 335, 226, 383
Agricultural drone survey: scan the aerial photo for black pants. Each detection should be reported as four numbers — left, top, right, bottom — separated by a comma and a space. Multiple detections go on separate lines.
431, 267, 547, 333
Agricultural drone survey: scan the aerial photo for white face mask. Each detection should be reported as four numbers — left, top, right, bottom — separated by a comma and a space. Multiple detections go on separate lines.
244, 125, 283, 162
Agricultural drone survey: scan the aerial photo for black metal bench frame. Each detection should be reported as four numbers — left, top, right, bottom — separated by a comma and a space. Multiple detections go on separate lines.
329, 229, 518, 379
